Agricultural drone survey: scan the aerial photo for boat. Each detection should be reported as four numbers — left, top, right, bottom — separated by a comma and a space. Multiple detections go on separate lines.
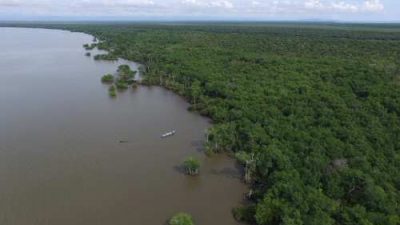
161, 130, 176, 138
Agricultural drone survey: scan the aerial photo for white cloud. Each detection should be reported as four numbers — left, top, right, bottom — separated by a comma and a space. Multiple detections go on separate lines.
251, 1, 260, 6
363, 0, 384, 12
0, 0, 388, 18
331, 1, 359, 12
211, 0, 233, 9
305, 0, 324, 9
304, 0, 384, 13
0, 0, 20, 6
181, 0, 234, 9
72, 0, 155, 8
0, 0, 44, 7
102, 0, 155, 6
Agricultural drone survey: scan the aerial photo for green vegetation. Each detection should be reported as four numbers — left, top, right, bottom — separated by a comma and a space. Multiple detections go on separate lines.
232, 205, 257, 224
108, 85, 116, 97
115, 80, 128, 90
118, 64, 131, 74
169, 213, 195, 225
8, 22, 400, 225
93, 53, 118, 61
117, 64, 137, 84
83, 43, 97, 50
101, 74, 114, 83
85, 52, 91, 57
183, 157, 200, 176
99, 65, 138, 95
235, 151, 256, 183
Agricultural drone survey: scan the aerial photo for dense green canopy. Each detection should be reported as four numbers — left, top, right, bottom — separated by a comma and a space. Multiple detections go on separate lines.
7, 22, 400, 225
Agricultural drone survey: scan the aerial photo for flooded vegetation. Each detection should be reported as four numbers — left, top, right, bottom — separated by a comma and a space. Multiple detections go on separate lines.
101, 65, 139, 96
23, 23, 399, 225
169, 213, 195, 225
101, 74, 114, 83
4, 21, 399, 225
93, 53, 118, 61
183, 157, 200, 176
0, 28, 247, 225
108, 85, 117, 97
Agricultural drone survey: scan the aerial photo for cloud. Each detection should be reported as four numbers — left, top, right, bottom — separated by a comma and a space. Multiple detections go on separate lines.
181, 0, 234, 9
242, 0, 385, 17
211, 0, 234, 9
304, 0, 384, 13
0, 0, 44, 7
363, 0, 384, 12
0, 0, 20, 7
0, 0, 387, 18
305, 0, 323, 9
77, 0, 155, 7
331, 2, 359, 12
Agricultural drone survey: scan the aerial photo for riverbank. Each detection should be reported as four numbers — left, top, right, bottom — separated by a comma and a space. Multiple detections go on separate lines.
3, 23, 400, 225
0, 27, 247, 225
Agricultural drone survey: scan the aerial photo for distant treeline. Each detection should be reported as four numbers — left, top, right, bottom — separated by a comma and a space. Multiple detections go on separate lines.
5, 22, 400, 225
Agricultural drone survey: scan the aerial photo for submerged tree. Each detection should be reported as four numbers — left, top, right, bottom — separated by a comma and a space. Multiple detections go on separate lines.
101, 74, 114, 83
108, 85, 116, 97
118, 64, 131, 73
169, 213, 194, 225
83, 43, 97, 50
117, 64, 137, 83
100, 64, 139, 96
116, 80, 129, 90
235, 151, 256, 183
94, 54, 117, 61
183, 157, 200, 176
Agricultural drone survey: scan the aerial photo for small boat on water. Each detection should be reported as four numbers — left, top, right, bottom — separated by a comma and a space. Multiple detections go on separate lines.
161, 130, 176, 138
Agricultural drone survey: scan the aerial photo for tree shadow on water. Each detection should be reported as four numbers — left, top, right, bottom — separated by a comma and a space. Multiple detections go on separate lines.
190, 140, 206, 153
209, 167, 243, 180
173, 165, 186, 175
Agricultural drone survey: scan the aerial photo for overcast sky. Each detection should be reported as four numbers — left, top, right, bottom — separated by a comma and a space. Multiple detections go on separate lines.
0, 0, 398, 22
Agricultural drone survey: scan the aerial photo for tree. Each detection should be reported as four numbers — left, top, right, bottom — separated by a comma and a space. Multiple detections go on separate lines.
101, 74, 114, 83
183, 157, 200, 176
108, 85, 116, 97
42, 22, 400, 225
116, 80, 129, 90
169, 213, 195, 225
191, 80, 201, 106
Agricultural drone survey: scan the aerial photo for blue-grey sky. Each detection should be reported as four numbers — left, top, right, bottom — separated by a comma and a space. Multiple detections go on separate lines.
0, 0, 398, 22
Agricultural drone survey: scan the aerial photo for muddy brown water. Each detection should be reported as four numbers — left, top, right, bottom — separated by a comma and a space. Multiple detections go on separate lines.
0, 28, 247, 225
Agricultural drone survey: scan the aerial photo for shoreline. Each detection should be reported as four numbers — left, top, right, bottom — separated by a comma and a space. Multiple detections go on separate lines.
0, 27, 248, 225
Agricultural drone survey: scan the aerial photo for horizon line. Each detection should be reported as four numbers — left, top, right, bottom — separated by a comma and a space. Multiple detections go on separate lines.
1, 18, 400, 24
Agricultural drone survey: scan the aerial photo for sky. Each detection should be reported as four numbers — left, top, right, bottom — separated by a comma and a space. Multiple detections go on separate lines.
0, 0, 399, 22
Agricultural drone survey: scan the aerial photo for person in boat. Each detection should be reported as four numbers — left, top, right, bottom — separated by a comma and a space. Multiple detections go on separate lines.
161, 130, 176, 138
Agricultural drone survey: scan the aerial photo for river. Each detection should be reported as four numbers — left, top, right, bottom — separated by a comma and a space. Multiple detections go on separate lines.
0, 27, 247, 225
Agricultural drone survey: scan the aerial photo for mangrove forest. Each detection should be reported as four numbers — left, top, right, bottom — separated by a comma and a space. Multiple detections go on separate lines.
5, 22, 399, 225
